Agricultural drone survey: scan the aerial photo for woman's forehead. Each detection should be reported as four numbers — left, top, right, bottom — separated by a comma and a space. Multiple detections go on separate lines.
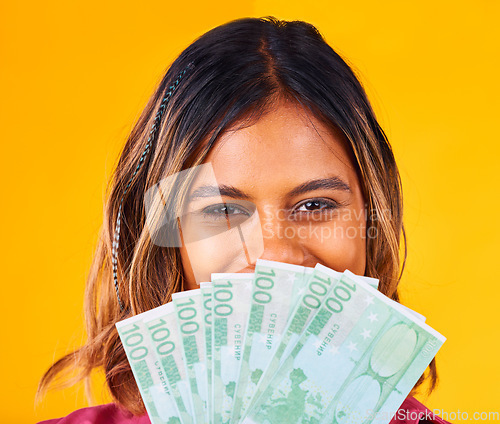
202, 102, 361, 194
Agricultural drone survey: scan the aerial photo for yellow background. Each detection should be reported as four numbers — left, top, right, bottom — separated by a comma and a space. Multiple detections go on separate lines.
1, 1, 499, 423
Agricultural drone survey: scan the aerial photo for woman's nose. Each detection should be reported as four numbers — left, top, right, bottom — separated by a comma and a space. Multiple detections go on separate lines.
257, 209, 305, 265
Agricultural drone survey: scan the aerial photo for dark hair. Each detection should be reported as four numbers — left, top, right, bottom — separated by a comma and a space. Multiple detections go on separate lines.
37, 16, 437, 414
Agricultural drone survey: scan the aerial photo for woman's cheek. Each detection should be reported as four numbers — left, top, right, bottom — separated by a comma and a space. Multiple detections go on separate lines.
181, 228, 258, 285
303, 219, 366, 275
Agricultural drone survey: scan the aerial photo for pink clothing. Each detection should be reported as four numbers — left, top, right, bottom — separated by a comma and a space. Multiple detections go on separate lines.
389, 397, 450, 424
37, 403, 149, 424
37, 396, 450, 424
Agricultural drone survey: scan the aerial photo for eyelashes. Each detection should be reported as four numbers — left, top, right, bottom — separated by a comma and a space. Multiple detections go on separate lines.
292, 198, 340, 213
198, 198, 343, 222
201, 203, 252, 220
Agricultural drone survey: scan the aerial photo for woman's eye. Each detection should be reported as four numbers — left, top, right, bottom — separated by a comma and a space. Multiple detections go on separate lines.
201, 203, 251, 218
292, 198, 340, 216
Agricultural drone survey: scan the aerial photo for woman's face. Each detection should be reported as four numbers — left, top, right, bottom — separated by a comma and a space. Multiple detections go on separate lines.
179, 100, 367, 290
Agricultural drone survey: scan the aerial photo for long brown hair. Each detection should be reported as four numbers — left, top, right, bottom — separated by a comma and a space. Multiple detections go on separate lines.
37, 16, 438, 415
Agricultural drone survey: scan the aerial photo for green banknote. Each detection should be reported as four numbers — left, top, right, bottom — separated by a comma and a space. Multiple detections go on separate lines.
143, 303, 195, 424
116, 261, 442, 424
172, 289, 209, 424
245, 264, 384, 417
211, 273, 254, 424
231, 260, 311, 423
242, 264, 343, 417
243, 267, 445, 424
200, 282, 213, 424
115, 309, 181, 424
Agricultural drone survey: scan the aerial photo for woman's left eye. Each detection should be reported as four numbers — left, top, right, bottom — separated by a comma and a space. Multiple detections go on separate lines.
292, 198, 340, 215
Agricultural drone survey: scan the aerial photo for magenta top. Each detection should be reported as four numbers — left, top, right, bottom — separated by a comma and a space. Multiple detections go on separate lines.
37, 396, 450, 424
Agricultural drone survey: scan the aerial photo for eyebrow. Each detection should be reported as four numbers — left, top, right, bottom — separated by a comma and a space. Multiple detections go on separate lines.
189, 184, 253, 200
189, 176, 351, 201
287, 177, 352, 196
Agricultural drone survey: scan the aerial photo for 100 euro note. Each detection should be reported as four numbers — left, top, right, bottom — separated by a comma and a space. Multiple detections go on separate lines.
211, 273, 254, 424
115, 309, 181, 424
244, 264, 383, 417
143, 303, 195, 424
243, 267, 446, 424
200, 282, 213, 424
172, 289, 209, 424
241, 264, 344, 417
231, 260, 312, 423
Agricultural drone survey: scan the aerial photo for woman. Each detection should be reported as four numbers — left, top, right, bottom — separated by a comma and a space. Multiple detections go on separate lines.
37, 16, 449, 424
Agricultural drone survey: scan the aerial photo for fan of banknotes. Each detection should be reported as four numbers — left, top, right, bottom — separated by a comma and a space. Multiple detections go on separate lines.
116, 259, 445, 424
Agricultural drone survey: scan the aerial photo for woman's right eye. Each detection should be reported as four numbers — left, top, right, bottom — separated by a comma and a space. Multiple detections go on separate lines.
201, 203, 251, 219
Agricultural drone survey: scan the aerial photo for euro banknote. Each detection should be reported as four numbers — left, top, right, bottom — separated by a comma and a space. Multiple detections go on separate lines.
231, 260, 311, 423
115, 260, 445, 424
116, 308, 183, 424
142, 303, 195, 424
242, 262, 383, 416
200, 282, 213, 424
211, 273, 254, 424
242, 267, 445, 424
172, 289, 209, 424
